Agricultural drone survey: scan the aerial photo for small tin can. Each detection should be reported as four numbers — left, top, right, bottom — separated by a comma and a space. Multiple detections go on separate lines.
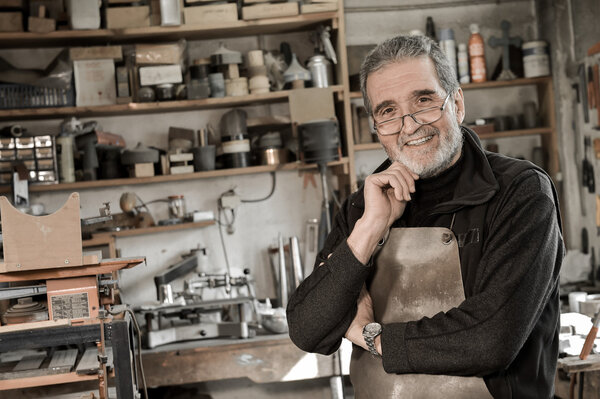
522, 41, 550, 78
307, 55, 333, 88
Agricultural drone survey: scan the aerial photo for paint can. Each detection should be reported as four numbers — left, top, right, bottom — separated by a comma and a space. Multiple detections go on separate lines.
522, 41, 550, 78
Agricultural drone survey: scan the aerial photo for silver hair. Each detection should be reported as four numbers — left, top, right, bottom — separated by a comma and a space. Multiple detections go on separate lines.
360, 35, 459, 115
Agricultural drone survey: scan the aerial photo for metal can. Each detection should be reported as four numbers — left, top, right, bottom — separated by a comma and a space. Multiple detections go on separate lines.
307, 55, 333, 88
522, 41, 550, 78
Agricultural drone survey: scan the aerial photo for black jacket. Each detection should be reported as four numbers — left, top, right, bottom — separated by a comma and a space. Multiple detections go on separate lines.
287, 127, 564, 398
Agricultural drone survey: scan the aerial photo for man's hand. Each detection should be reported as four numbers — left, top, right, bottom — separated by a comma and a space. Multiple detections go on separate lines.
345, 285, 381, 354
347, 162, 418, 264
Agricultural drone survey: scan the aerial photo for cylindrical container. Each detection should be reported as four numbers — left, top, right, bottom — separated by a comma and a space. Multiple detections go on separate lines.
249, 75, 270, 94
425, 16, 436, 41
56, 135, 75, 183
469, 23, 487, 83
208, 73, 225, 97
155, 83, 174, 101
225, 77, 249, 97
522, 41, 550, 78
439, 28, 457, 78
192, 145, 216, 171
247, 50, 265, 67
568, 291, 587, 313
138, 86, 155, 102
457, 43, 470, 84
160, 0, 181, 26
307, 55, 333, 88
168, 195, 186, 219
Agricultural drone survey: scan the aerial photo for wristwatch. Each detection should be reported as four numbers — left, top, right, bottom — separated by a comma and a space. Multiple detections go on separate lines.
362, 322, 382, 356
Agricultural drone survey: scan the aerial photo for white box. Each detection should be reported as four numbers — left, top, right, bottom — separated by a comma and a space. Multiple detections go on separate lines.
67, 0, 101, 30
73, 59, 117, 106
139, 64, 183, 86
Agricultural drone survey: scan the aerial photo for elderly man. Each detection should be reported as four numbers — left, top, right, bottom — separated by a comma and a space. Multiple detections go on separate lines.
287, 35, 563, 398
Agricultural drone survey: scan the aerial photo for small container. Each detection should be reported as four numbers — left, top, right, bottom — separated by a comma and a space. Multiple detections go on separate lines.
307, 55, 333, 88
138, 87, 155, 102
168, 195, 186, 219
156, 84, 174, 101
522, 41, 550, 78
208, 73, 225, 98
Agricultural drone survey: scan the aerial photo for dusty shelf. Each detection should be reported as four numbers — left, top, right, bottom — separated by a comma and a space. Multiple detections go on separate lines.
0, 158, 349, 194
0, 12, 338, 48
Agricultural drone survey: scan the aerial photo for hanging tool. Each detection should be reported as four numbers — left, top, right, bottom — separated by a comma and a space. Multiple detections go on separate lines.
317, 25, 337, 64
594, 63, 600, 128
578, 64, 590, 123
584, 136, 595, 193
579, 309, 600, 360
573, 84, 588, 216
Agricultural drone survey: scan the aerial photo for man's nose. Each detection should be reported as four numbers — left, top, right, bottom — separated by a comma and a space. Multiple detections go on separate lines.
401, 115, 421, 136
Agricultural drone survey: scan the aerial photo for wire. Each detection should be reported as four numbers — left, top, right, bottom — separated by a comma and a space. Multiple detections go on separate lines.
108, 307, 148, 399
241, 172, 276, 203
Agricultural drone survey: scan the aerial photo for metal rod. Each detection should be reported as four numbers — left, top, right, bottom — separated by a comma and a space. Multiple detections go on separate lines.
290, 236, 304, 288
278, 233, 288, 308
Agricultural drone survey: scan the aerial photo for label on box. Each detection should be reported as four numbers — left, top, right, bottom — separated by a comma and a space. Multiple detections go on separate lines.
74, 59, 117, 106
139, 64, 183, 86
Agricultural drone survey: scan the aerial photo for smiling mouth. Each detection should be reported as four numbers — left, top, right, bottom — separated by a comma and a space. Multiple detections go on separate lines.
404, 135, 434, 147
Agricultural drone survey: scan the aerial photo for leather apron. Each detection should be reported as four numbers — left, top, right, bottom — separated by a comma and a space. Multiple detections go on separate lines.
350, 227, 493, 399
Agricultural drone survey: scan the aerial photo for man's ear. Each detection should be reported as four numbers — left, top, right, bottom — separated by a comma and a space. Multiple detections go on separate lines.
453, 88, 465, 124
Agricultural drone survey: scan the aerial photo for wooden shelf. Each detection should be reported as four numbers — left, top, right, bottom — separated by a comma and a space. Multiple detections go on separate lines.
0, 12, 338, 48
89, 220, 215, 239
460, 76, 552, 90
0, 86, 344, 121
0, 158, 348, 194
0, 371, 99, 390
348, 76, 553, 99
353, 128, 553, 151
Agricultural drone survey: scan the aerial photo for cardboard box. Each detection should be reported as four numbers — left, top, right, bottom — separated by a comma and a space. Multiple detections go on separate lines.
106, 5, 150, 29
242, 2, 298, 20
70, 46, 123, 61
139, 64, 183, 86
73, 59, 117, 106
301, 2, 337, 13
183, 3, 237, 25
135, 43, 183, 65
0, 12, 23, 32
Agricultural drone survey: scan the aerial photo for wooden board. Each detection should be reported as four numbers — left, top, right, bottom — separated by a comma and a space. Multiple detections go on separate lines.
0, 257, 145, 283
558, 354, 600, 373
0, 193, 83, 272
183, 4, 238, 25
69, 46, 123, 61
242, 3, 299, 20
289, 87, 335, 125
106, 6, 151, 29
301, 3, 338, 13
0, 319, 70, 334
0, 12, 23, 32
76, 346, 113, 375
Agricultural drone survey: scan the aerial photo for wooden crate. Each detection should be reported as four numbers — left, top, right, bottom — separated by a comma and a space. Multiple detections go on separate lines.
242, 2, 298, 20
106, 6, 150, 29
183, 3, 237, 25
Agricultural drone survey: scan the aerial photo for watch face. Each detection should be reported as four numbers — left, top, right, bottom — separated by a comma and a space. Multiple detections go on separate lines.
364, 322, 382, 336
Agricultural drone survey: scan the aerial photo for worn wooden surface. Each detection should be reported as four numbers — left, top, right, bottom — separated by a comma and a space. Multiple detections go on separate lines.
0, 193, 83, 272
0, 257, 145, 282
142, 335, 338, 387
558, 354, 600, 373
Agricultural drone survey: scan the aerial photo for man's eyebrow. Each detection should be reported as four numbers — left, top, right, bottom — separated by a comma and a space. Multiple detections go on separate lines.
373, 100, 395, 116
410, 89, 438, 99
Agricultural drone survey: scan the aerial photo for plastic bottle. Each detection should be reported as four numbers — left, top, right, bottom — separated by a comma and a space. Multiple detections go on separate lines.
468, 23, 487, 82
439, 28, 457, 79
457, 43, 470, 84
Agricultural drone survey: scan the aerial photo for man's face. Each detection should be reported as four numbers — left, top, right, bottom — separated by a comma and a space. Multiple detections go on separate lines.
366, 57, 465, 178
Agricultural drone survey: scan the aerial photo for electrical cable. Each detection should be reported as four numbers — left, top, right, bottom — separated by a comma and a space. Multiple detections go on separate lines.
241, 172, 276, 203
108, 307, 148, 399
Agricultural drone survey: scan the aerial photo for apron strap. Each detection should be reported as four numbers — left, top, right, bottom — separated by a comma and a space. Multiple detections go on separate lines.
450, 213, 457, 230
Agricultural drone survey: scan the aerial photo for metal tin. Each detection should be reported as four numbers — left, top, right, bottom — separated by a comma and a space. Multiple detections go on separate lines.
522, 41, 550, 78
307, 55, 333, 88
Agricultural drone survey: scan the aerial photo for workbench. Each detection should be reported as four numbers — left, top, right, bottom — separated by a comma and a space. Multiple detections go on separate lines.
142, 333, 346, 388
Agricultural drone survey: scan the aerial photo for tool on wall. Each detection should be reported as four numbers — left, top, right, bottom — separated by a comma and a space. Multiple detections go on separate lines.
488, 20, 522, 81
583, 136, 595, 193
578, 64, 590, 123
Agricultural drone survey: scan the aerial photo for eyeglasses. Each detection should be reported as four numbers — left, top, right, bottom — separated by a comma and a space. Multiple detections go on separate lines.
373, 93, 452, 136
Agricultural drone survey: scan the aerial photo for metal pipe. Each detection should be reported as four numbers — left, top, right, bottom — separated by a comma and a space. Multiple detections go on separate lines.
278, 233, 288, 308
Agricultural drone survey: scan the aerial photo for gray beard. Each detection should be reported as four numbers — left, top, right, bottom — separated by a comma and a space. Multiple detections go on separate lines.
385, 121, 463, 178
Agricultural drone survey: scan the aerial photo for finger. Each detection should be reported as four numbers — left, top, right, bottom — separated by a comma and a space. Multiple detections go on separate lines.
396, 166, 417, 193
376, 172, 410, 201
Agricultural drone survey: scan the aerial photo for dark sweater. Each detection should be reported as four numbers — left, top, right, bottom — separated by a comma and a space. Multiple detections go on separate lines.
286, 127, 564, 398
